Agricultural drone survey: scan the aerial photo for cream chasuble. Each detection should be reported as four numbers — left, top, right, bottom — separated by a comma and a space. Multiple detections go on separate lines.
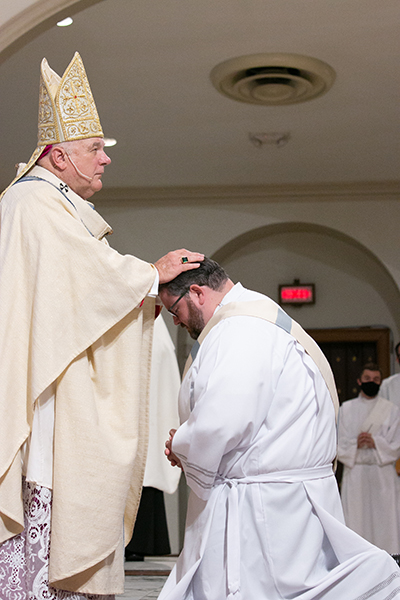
0, 166, 156, 594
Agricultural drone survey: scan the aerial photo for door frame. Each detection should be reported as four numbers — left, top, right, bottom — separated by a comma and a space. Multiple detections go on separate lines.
306, 327, 391, 379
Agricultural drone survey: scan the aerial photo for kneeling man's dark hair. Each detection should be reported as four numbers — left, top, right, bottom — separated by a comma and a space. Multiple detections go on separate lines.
160, 257, 229, 296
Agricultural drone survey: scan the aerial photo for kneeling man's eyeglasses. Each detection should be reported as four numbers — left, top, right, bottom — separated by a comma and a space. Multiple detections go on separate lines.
168, 288, 190, 317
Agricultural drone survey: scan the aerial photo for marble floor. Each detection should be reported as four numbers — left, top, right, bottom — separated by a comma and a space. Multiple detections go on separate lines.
120, 557, 176, 600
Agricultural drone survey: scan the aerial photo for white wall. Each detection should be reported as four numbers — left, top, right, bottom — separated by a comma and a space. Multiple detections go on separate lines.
96, 190, 400, 373
217, 225, 400, 333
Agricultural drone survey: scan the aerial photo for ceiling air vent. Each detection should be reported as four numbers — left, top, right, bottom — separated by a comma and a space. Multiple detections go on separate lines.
210, 53, 336, 106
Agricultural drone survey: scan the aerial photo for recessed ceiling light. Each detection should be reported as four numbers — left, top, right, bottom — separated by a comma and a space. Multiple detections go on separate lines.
57, 17, 73, 27
104, 138, 117, 147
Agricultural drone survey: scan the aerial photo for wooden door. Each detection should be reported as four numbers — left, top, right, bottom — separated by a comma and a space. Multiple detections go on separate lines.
307, 327, 391, 404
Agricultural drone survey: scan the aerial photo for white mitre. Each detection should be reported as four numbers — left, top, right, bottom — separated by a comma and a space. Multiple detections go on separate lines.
1, 52, 104, 200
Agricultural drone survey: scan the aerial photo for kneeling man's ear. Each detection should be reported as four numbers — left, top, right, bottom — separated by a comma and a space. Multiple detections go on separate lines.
190, 284, 207, 306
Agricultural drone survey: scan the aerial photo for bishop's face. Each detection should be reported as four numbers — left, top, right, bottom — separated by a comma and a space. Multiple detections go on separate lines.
65, 137, 111, 199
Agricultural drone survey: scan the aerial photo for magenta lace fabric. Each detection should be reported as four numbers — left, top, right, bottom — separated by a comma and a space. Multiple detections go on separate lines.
0, 480, 115, 600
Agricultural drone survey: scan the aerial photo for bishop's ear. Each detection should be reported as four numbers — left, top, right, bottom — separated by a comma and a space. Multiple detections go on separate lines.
50, 146, 69, 171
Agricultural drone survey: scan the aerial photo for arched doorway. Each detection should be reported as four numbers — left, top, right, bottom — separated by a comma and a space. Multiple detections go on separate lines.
177, 221, 400, 372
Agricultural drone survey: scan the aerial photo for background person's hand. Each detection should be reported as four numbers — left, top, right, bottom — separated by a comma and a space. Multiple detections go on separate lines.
357, 431, 375, 449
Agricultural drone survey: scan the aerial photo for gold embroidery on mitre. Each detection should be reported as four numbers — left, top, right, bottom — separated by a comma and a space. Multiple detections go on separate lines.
1, 53, 103, 201
38, 58, 62, 145
38, 77, 58, 144
37, 53, 103, 145
56, 52, 103, 142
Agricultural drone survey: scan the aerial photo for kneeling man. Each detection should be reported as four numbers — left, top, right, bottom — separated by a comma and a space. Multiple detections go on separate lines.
158, 258, 400, 600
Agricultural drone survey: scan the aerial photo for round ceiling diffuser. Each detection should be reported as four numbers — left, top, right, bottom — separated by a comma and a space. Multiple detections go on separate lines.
210, 53, 336, 106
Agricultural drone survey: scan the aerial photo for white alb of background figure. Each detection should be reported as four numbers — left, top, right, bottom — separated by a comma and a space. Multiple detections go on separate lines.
338, 363, 400, 554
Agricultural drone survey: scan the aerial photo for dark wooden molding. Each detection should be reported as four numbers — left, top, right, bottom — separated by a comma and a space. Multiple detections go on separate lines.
307, 327, 391, 379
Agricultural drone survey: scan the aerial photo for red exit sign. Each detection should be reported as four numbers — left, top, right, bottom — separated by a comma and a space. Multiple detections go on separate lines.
279, 282, 315, 305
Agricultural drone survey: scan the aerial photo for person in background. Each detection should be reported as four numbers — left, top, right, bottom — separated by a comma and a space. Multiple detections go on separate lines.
380, 342, 400, 409
337, 362, 400, 554
125, 315, 181, 561
0, 52, 202, 599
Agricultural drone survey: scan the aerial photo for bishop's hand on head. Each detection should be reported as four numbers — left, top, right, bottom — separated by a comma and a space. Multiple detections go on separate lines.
155, 249, 204, 284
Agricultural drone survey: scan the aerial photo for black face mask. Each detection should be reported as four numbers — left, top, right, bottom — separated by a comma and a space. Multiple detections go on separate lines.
360, 381, 380, 398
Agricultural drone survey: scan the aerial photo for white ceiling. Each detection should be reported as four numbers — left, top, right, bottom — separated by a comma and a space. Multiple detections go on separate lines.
0, 0, 399, 191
